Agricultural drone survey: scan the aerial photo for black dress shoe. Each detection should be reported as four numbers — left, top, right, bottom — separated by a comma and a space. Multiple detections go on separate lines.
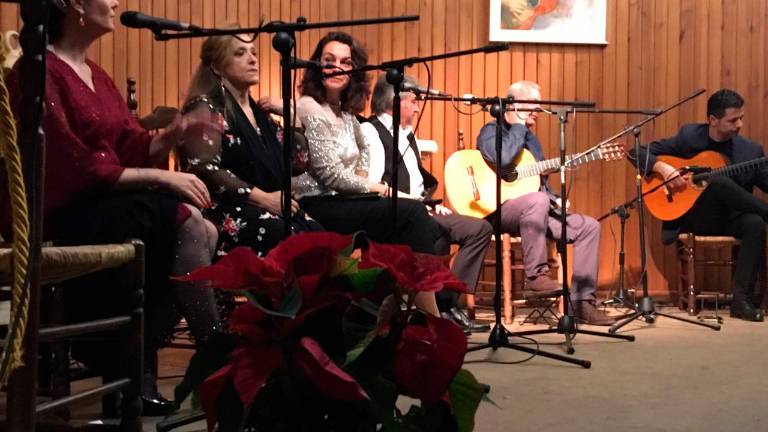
448, 307, 491, 332
730, 297, 764, 322
141, 394, 177, 417
441, 312, 473, 336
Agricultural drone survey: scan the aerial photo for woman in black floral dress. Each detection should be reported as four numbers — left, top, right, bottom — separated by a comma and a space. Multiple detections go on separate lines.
181, 33, 322, 257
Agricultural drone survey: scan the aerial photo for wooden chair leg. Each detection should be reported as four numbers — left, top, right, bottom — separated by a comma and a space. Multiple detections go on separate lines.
502, 234, 513, 324
686, 237, 697, 315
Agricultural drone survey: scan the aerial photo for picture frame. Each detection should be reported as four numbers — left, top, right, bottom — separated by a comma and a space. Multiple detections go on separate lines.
489, 0, 607, 45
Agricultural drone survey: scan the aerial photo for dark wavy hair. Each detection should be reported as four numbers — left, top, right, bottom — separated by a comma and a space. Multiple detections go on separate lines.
299, 31, 371, 114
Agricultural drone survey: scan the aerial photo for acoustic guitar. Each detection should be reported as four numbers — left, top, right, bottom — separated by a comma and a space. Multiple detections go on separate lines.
444, 144, 624, 219
642, 151, 768, 221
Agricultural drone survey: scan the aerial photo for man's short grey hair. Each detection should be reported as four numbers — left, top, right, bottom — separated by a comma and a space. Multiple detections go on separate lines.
371, 73, 419, 115
507, 80, 540, 99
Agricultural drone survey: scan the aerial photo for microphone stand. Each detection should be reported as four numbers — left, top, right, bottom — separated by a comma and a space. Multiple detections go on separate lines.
130, 14, 418, 239
597, 168, 703, 311
324, 43, 509, 233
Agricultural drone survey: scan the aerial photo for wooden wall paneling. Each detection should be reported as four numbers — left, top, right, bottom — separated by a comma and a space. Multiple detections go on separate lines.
151, 1, 166, 111
441, 0, 460, 206
125, 0, 140, 102
678, 0, 696, 122
468, 0, 486, 150
0, 3, 19, 33
138, 0, 152, 116
692, 0, 708, 121
112, 1, 128, 99
755, 0, 768, 146
750, 0, 765, 145
456, 0, 473, 151
428, 0, 447, 184
188, 0, 203, 98
415, 0, 432, 142
165, 0, 179, 107
720, 0, 737, 89
176, 0, 190, 104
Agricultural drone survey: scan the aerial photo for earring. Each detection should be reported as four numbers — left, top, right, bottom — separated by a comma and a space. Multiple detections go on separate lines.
79, 13, 85, 27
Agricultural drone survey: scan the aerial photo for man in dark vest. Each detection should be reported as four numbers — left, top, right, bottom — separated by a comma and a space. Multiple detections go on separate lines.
362, 74, 492, 333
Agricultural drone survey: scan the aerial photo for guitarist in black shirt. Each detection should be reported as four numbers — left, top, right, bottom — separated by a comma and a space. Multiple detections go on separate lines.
631, 89, 768, 321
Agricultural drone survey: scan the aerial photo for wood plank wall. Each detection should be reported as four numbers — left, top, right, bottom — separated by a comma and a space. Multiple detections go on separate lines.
2, 0, 767, 300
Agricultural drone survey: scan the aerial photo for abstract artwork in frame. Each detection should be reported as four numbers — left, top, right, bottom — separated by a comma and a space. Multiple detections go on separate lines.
489, 0, 607, 45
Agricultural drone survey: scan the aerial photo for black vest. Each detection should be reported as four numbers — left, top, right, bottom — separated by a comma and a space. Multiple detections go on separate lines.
367, 116, 438, 198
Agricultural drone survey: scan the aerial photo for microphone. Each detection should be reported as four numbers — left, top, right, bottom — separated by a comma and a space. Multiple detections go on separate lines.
120, 11, 200, 32
288, 58, 324, 71
401, 82, 449, 97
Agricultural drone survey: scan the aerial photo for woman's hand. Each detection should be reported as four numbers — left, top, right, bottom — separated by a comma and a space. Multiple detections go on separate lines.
250, 189, 299, 215
369, 182, 390, 197
157, 171, 211, 209
256, 97, 283, 115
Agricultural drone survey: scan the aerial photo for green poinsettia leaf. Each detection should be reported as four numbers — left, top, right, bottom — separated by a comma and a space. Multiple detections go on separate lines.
347, 268, 384, 294
449, 369, 491, 432
359, 376, 401, 430
243, 283, 302, 319
344, 329, 378, 367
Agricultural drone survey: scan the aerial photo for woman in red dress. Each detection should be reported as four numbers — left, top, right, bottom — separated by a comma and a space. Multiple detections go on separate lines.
5, 0, 219, 414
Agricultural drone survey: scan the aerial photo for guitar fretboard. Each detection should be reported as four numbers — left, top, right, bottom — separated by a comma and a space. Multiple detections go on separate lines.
516, 148, 603, 179
692, 156, 768, 182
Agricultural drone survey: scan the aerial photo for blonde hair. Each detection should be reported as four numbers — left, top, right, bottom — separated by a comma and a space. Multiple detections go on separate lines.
185, 24, 241, 104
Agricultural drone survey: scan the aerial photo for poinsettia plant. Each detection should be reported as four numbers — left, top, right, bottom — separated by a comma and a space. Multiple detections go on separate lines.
175, 232, 490, 432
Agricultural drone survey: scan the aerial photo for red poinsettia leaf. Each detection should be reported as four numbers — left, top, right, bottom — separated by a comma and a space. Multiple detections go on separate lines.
294, 337, 368, 400
231, 346, 283, 408
199, 364, 234, 432
228, 302, 268, 339
361, 241, 467, 293
266, 232, 353, 277
393, 314, 468, 406
175, 246, 284, 291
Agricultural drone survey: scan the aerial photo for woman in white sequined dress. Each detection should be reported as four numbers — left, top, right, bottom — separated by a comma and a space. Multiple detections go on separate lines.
294, 32, 442, 255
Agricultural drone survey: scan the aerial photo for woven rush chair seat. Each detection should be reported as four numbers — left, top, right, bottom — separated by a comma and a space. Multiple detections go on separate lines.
0, 243, 137, 286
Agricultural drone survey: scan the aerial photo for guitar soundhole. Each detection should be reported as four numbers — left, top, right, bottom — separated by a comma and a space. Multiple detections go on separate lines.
509, 170, 519, 181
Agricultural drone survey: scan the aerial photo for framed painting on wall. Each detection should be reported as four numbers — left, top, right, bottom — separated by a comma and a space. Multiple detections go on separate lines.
489, 0, 607, 45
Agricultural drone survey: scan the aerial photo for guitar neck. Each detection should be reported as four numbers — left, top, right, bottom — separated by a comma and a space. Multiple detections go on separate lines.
516, 149, 602, 179
692, 156, 768, 182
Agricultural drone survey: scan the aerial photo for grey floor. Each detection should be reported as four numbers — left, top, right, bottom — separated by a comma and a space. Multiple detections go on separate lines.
6, 305, 768, 432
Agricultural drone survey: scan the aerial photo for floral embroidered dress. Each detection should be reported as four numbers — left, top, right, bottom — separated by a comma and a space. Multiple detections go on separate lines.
181, 88, 322, 257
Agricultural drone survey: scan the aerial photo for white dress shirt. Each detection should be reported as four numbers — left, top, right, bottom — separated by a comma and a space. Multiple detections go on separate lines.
360, 113, 425, 199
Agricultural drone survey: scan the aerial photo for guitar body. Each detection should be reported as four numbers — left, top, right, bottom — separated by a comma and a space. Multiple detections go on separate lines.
642, 151, 727, 221
444, 149, 541, 218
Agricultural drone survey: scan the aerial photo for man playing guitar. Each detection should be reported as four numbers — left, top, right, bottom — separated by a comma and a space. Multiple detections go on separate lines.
476, 80, 615, 326
631, 88, 767, 322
